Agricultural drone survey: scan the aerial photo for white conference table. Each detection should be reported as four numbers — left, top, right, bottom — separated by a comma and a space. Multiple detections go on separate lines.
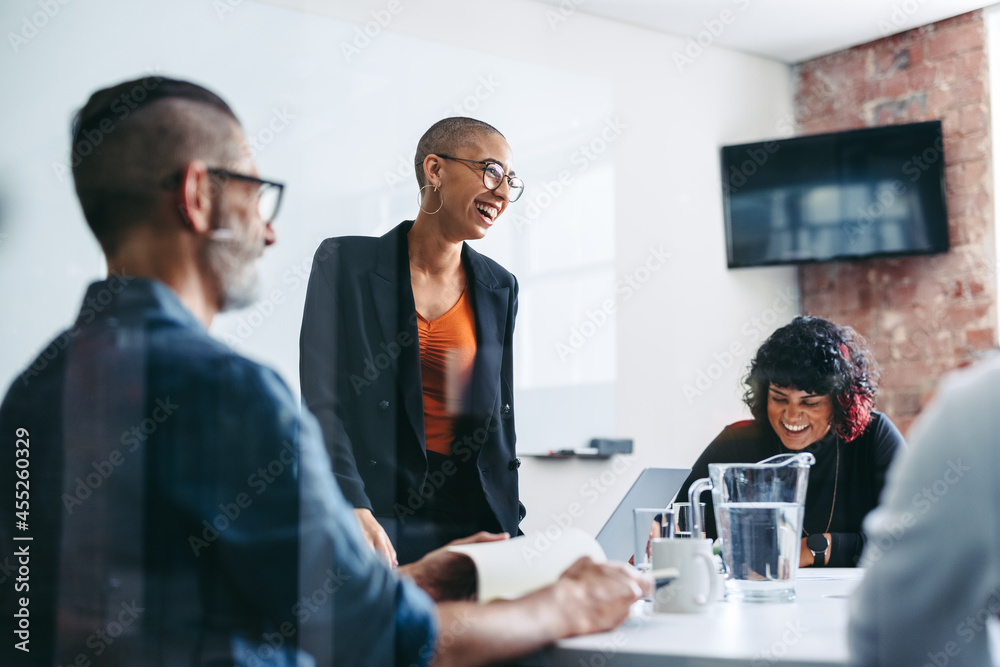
522, 568, 864, 666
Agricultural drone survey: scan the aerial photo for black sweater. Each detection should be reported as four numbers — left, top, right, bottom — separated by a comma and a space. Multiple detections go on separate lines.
676, 412, 906, 567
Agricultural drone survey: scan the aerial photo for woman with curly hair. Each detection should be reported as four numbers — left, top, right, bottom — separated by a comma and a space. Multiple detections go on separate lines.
676, 316, 907, 568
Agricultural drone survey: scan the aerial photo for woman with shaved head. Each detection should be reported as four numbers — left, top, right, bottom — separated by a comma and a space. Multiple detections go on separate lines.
300, 118, 525, 565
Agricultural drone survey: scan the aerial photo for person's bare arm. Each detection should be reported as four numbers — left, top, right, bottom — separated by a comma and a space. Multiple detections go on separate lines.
429, 557, 651, 667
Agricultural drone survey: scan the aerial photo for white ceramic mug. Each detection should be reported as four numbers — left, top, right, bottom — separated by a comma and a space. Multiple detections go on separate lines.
650, 538, 717, 613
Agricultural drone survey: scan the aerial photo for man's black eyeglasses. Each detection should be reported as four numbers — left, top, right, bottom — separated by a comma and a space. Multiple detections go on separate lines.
162, 168, 285, 224
207, 168, 285, 225
435, 154, 524, 203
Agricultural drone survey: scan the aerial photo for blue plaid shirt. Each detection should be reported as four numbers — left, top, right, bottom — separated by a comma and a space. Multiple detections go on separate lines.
0, 277, 437, 666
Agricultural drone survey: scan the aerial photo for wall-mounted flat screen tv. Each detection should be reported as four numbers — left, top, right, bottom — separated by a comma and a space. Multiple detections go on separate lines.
721, 120, 949, 268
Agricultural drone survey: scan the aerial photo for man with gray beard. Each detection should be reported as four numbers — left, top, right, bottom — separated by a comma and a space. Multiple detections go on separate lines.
0, 76, 649, 667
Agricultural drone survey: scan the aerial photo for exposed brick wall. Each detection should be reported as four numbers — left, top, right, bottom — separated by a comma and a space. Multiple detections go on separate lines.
794, 10, 994, 435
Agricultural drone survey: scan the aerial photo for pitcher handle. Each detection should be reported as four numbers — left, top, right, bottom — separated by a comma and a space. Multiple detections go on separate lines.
757, 452, 816, 467
687, 477, 712, 541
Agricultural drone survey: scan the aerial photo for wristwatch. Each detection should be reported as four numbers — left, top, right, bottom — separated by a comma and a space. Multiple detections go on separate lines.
806, 534, 829, 566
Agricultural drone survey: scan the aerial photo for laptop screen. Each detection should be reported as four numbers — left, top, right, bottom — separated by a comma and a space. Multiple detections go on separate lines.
595, 467, 691, 563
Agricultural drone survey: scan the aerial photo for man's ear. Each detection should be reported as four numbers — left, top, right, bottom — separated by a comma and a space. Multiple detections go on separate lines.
177, 160, 212, 233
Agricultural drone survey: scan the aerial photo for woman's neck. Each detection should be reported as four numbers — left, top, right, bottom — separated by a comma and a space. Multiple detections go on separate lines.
407, 217, 464, 278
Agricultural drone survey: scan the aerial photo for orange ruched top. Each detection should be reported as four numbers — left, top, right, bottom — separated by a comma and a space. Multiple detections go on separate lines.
417, 289, 477, 456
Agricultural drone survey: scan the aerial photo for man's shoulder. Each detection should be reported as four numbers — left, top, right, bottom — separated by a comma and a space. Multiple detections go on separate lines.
149, 322, 291, 404
1, 318, 291, 438
906, 357, 1000, 453
4, 325, 76, 392
939, 356, 1000, 400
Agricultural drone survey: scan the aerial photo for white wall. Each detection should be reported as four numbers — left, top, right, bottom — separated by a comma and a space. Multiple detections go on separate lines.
0, 0, 797, 538
323, 0, 799, 534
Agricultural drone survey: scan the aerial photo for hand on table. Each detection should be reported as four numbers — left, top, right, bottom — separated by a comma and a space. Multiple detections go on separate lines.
353, 507, 397, 567
553, 557, 653, 637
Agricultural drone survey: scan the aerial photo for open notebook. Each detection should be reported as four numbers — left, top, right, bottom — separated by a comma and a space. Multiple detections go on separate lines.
446, 468, 689, 602
447, 528, 605, 602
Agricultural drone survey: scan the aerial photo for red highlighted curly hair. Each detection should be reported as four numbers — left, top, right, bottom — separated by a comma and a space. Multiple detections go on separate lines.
743, 317, 879, 442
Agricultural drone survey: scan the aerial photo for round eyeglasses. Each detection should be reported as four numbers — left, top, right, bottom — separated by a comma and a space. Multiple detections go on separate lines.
435, 154, 524, 203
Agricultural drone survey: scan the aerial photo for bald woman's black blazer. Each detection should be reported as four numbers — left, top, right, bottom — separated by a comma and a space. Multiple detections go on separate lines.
299, 220, 523, 541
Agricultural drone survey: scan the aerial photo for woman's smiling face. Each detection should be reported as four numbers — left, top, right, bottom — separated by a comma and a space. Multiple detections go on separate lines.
766, 384, 834, 450
435, 132, 513, 241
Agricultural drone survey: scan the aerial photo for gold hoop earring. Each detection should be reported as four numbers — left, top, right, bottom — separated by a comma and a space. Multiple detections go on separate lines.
418, 184, 443, 215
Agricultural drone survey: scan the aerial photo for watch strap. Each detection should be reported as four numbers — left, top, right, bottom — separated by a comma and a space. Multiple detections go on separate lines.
807, 534, 828, 566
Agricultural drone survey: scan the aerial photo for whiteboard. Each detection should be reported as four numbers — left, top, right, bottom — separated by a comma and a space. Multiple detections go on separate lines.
0, 0, 617, 454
